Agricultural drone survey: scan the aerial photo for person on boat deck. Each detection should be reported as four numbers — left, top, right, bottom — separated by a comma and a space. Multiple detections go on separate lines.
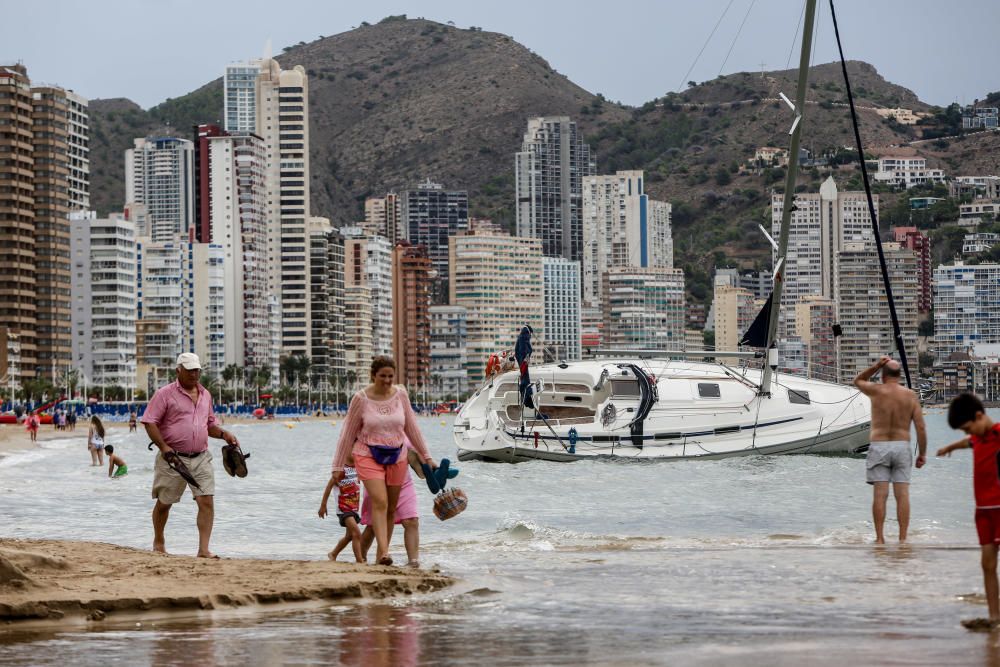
331, 356, 436, 566
853, 355, 927, 544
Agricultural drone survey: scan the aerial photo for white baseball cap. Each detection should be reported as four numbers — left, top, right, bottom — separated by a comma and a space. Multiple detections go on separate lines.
176, 352, 202, 370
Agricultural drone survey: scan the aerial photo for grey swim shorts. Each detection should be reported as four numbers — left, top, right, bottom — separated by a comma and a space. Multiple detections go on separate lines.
865, 440, 913, 484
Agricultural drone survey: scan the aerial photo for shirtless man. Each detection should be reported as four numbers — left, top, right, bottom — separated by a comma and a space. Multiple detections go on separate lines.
854, 355, 927, 544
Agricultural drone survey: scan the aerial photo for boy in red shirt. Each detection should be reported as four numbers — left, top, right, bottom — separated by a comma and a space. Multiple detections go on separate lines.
938, 392, 1000, 630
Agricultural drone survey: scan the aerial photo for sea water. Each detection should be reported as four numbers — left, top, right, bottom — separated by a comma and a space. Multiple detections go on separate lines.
2, 411, 1000, 666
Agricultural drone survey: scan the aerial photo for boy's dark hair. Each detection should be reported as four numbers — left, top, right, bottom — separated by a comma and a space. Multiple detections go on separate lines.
104, 444, 113, 454
948, 392, 985, 429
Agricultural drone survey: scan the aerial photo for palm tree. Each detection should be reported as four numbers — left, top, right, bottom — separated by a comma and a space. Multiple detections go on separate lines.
221, 364, 239, 406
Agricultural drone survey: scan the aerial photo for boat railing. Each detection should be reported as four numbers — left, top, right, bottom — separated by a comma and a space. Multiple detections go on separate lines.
593, 349, 763, 360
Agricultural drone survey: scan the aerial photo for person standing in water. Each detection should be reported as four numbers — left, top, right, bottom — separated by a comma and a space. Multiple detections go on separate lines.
331, 356, 436, 566
853, 355, 927, 544
87, 416, 106, 467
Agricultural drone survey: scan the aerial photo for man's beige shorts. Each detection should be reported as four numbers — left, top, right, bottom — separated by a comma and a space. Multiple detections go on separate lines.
152, 451, 215, 504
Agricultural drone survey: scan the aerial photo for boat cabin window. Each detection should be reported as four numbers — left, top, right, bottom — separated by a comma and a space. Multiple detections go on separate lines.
788, 389, 810, 405
697, 383, 721, 398
610, 380, 641, 397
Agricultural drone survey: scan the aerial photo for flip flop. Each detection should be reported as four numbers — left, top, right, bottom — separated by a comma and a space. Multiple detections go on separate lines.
378, 555, 393, 566
407, 448, 425, 479
222, 444, 250, 478
162, 450, 201, 490
420, 458, 460, 494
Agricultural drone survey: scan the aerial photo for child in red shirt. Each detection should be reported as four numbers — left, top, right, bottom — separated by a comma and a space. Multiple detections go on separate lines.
938, 392, 1000, 630
318, 464, 364, 563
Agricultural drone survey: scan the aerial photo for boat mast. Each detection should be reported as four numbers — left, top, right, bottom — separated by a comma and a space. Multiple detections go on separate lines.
759, 0, 818, 397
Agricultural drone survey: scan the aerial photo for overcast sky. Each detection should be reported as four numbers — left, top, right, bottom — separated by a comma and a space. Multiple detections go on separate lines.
4, 0, 997, 110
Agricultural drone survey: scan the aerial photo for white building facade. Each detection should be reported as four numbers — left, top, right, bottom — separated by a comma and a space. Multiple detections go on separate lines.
125, 137, 195, 241
933, 262, 1000, 360
543, 257, 582, 362
429, 305, 469, 398
70, 212, 136, 389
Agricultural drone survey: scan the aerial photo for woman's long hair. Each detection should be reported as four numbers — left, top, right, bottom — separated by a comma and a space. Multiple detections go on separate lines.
91, 416, 105, 439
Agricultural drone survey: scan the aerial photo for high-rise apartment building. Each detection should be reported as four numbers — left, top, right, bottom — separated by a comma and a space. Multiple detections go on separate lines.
135, 237, 187, 369
0, 65, 37, 383
190, 243, 227, 373
771, 176, 877, 317
224, 55, 313, 356
402, 181, 469, 304
308, 219, 347, 386
70, 212, 136, 389
837, 242, 918, 382
543, 257, 582, 362
125, 136, 195, 241
713, 284, 755, 362
516, 116, 596, 262
194, 124, 274, 371
932, 261, 1000, 360
65, 91, 89, 212
429, 305, 468, 398
392, 243, 433, 390
793, 296, 837, 382
364, 193, 403, 244
893, 226, 932, 313
343, 229, 394, 357
602, 268, 686, 351
449, 232, 543, 387
343, 285, 374, 381
582, 170, 673, 309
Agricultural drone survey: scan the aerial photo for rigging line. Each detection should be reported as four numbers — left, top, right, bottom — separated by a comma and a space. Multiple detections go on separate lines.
719, 0, 758, 77
828, 0, 913, 389
676, 0, 736, 93
785, 0, 807, 70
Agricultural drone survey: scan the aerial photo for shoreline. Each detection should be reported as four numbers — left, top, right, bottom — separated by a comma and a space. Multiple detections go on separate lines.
0, 538, 452, 629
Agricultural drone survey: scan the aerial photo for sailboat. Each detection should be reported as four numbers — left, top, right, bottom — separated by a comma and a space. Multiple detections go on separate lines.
454, 0, 905, 462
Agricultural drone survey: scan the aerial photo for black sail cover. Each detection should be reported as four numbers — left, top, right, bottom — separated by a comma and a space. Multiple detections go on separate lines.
739, 292, 773, 348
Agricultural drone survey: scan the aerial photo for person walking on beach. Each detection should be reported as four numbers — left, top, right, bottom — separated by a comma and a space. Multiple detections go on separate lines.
937, 393, 1000, 630
319, 462, 364, 562
87, 416, 106, 467
853, 355, 927, 544
142, 352, 240, 558
128, 411, 137, 433
331, 356, 436, 566
360, 447, 423, 567
25, 411, 39, 442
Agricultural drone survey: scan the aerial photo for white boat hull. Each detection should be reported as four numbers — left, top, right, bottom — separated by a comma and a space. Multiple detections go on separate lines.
454, 359, 872, 463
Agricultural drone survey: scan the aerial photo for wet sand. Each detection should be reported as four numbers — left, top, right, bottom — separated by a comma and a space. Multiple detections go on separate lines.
0, 538, 451, 628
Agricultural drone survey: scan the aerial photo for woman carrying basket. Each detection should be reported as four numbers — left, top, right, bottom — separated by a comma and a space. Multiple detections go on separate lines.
332, 356, 436, 566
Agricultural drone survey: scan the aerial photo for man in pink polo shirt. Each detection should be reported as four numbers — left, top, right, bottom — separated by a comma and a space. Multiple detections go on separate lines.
142, 352, 240, 558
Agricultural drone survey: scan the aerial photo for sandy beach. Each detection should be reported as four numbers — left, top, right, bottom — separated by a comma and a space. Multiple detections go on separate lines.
0, 538, 451, 628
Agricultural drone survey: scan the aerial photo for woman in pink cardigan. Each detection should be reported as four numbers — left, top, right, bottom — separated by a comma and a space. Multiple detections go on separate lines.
332, 356, 435, 565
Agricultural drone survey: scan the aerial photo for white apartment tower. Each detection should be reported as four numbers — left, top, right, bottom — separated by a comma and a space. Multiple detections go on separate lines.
771, 175, 877, 326
203, 129, 272, 371
343, 229, 394, 358
543, 257, 582, 361
932, 262, 1000, 360
224, 56, 313, 356
125, 137, 195, 241
603, 268, 686, 351
581, 170, 673, 309
65, 91, 89, 211
70, 213, 136, 389
516, 116, 596, 262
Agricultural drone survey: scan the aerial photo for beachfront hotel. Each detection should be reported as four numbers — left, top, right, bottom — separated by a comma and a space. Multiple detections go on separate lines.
429, 305, 468, 399
516, 116, 595, 263
0, 65, 88, 385
449, 231, 543, 388
309, 219, 347, 386
932, 261, 1000, 362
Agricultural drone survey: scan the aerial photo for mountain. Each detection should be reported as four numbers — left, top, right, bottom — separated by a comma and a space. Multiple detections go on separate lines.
87, 16, 628, 225
86, 17, 999, 303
